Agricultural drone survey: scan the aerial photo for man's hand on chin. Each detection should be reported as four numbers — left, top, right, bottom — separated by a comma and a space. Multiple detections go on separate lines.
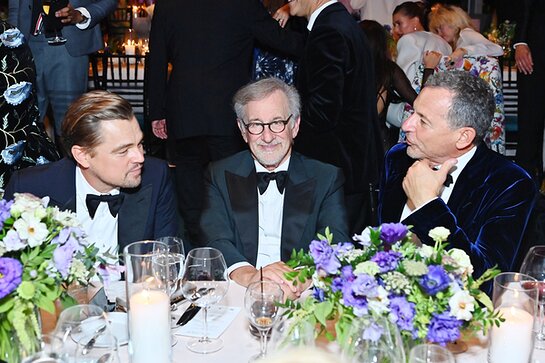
403, 158, 458, 209
229, 262, 306, 301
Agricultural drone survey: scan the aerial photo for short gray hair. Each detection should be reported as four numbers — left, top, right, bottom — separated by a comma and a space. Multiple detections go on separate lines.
233, 78, 301, 124
425, 71, 494, 143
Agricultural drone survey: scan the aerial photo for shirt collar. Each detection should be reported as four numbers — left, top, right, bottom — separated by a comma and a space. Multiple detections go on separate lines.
448, 146, 477, 185
307, 0, 337, 31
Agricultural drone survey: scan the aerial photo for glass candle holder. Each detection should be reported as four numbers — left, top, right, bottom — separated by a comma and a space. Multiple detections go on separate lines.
124, 241, 171, 363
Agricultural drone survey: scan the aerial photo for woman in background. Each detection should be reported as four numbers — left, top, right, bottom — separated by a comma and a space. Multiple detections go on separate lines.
0, 20, 59, 190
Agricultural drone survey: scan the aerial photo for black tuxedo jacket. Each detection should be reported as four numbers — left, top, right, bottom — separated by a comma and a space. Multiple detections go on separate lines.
200, 151, 349, 267
147, 0, 304, 140
294, 2, 382, 196
379, 143, 537, 277
4, 157, 179, 252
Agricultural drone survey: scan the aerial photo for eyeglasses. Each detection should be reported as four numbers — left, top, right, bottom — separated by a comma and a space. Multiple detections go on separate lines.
241, 115, 293, 135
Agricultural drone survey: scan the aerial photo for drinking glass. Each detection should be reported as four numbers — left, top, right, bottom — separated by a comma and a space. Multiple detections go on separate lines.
21, 333, 68, 363
75, 331, 121, 363
55, 304, 109, 347
181, 247, 229, 353
408, 344, 455, 363
520, 245, 545, 349
42, 0, 68, 45
343, 316, 405, 363
244, 280, 284, 361
270, 315, 315, 352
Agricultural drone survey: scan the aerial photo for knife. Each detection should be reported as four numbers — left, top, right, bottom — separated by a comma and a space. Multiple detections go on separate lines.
176, 304, 201, 326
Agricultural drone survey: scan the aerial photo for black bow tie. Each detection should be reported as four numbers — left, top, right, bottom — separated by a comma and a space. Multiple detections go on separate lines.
85, 193, 124, 219
443, 174, 453, 187
256, 171, 288, 195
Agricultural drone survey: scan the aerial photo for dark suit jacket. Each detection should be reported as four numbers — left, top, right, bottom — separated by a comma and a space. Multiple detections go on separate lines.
8, 0, 116, 57
294, 2, 382, 196
514, 0, 545, 65
4, 157, 178, 252
200, 151, 350, 267
378, 143, 537, 277
147, 0, 304, 140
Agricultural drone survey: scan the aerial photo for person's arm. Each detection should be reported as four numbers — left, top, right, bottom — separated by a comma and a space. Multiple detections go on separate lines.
391, 62, 417, 106
514, 0, 533, 75
56, 0, 116, 28
455, 28, 503, 58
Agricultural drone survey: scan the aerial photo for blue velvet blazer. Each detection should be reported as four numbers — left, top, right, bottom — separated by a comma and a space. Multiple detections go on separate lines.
378, 143, 537, 277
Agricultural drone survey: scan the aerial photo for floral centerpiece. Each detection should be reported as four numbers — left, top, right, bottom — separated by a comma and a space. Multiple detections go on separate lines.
0, 193, 103, 362
485, 20, 516, 59
282, 223, 502, 353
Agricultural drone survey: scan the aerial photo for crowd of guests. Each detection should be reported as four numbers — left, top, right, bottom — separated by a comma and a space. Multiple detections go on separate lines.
0, 1, 542, 295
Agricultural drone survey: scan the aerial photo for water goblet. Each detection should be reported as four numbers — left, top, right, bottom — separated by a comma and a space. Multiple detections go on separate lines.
408, 344, 455, 363
181, 247, 229, 353
244, 280, 284, 362
21, 333, 68, 363
55, 304, 110, 350
75, 331, 121, 363
520, 245, 545, 349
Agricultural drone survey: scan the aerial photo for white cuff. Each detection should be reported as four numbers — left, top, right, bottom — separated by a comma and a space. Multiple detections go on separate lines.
75, 7, 91, 29
227, 261, 252, 276
513, 42, 528, 50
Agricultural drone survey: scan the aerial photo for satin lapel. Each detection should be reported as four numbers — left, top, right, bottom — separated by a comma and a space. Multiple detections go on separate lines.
118, 184, 152, 252
226, 169, 259, 265
281, 154, 315, 260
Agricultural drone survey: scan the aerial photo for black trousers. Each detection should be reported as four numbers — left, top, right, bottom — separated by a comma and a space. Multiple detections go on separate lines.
172, 136, 244, 247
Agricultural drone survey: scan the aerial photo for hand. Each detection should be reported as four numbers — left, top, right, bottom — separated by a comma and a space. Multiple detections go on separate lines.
402, 158, 457, 209
273, 4, 291, 28
515, 44, 533, 75
230, 262, 302, 300
152, 119, 168, 139
423, 50, 442, 69
446, 48, 467, 65
55, 3, 85, 24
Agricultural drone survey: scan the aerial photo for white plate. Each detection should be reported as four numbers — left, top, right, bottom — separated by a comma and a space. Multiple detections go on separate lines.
106, 312, 129, 346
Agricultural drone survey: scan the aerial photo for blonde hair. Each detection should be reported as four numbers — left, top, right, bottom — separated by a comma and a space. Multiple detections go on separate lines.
428, 4, 475, 47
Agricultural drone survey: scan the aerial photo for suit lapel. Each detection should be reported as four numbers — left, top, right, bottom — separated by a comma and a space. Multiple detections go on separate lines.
226, 154, 259, 265
118, 184, 152, 252
281, 154, 315, 260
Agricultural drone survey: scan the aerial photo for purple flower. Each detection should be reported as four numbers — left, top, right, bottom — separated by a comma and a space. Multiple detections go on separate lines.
419, 265, 451, 295
3, 229, 25, 251
426, 311, 462, 346
313, 287, 325, 302
379, 223, 408, 244
334, 242, 354, 257
309, 240, 341, 275
332, 266, 354, 293
53, 238, 78, 278
341, 282, 368, 317
362, 321, 384, 342
371, 251, 402, 273
0, 257, 23, 299
0, 199, 13, 229
352, 274, 379, 298
389, 296, 416, 333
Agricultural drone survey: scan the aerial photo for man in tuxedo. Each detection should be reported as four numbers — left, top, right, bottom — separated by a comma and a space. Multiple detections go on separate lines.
288, 0, 383, 233
4, 91, 178, 260
200, 78, 349, 298
147, 0, 304, 247
378, 71, 537, 278
8, 0, 116, 145
513, 0, 545, 188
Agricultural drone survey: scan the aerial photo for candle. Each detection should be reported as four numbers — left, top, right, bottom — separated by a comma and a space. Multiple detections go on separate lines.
129, 289, 171, 363
488, 306, 534, 363
125, 42, 136, 56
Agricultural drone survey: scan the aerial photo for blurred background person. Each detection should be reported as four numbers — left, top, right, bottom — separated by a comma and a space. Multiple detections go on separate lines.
0, 20, 59, 191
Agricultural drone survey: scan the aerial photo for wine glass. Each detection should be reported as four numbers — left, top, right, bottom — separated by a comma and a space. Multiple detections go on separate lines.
181, 247, 229, 353
520, 245, 545, 349
21, 333, 68, 363
42, 0, 68, 45
244, 280, 284, 361
408, 344, 455, 363
270, 315, 315, 352
75, 331, 121, 363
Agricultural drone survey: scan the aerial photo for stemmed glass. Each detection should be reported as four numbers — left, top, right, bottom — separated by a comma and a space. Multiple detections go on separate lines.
244, 280, 284, 361
75, 331, 121, 363
181, 247, 229, 353
520, 245, 545, 349
408, 344, 455, 363
42, 0, 68, 45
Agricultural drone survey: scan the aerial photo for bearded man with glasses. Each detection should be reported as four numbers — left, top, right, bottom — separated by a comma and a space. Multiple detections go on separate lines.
199, 78, 349, 299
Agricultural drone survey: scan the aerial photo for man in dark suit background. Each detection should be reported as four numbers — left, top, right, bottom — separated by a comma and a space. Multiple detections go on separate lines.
379, 71, 536, 278
148, 0, 304, 248
9, 0, 116, 145
200, 78, 349, 299
513, 0, 545, 189
4, 91, 179, 264
288, 0, 382, 233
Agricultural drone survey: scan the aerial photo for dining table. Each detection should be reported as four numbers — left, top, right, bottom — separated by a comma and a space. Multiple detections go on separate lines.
99, 281, 545, 363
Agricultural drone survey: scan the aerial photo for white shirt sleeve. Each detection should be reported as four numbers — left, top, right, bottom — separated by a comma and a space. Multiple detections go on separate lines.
75, 7, 91, 30
457, 28, 504, 57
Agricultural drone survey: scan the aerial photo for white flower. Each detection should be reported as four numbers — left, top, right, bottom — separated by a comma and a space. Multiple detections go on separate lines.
354, 261, 380, 276
448, 248, 474, 275
312, 271, 327, 290
368, 286, 390, 315
418, 244, 435, 259
51, 207, 80, 227
343, 249, 365, 263
353, 227, 372, 247
13, 211, 50, 247
428, 227, 451, 242
69, 258, 88, 282
449, 290, 475, 321
10, 193, 48, 218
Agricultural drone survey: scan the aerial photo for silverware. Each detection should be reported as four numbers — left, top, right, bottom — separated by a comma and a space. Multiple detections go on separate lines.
81, 324, 108, 355
175, 304, 201, 326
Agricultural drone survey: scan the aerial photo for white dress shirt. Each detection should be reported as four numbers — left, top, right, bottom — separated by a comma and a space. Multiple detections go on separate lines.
400, 146, 477, 221
227, 157, 290, 274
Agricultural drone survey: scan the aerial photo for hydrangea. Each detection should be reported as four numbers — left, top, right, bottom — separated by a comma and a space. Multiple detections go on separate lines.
428, 226, 451, 242
402, 260, 428, 276
419, 265, 451, 295
426, 311, 463, 346
354, 261, 380, 276
0, 257, 23, 299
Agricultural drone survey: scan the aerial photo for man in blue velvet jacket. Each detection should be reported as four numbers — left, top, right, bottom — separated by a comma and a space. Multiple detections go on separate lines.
4, 91, 178, 258
378, 71, 537, 277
